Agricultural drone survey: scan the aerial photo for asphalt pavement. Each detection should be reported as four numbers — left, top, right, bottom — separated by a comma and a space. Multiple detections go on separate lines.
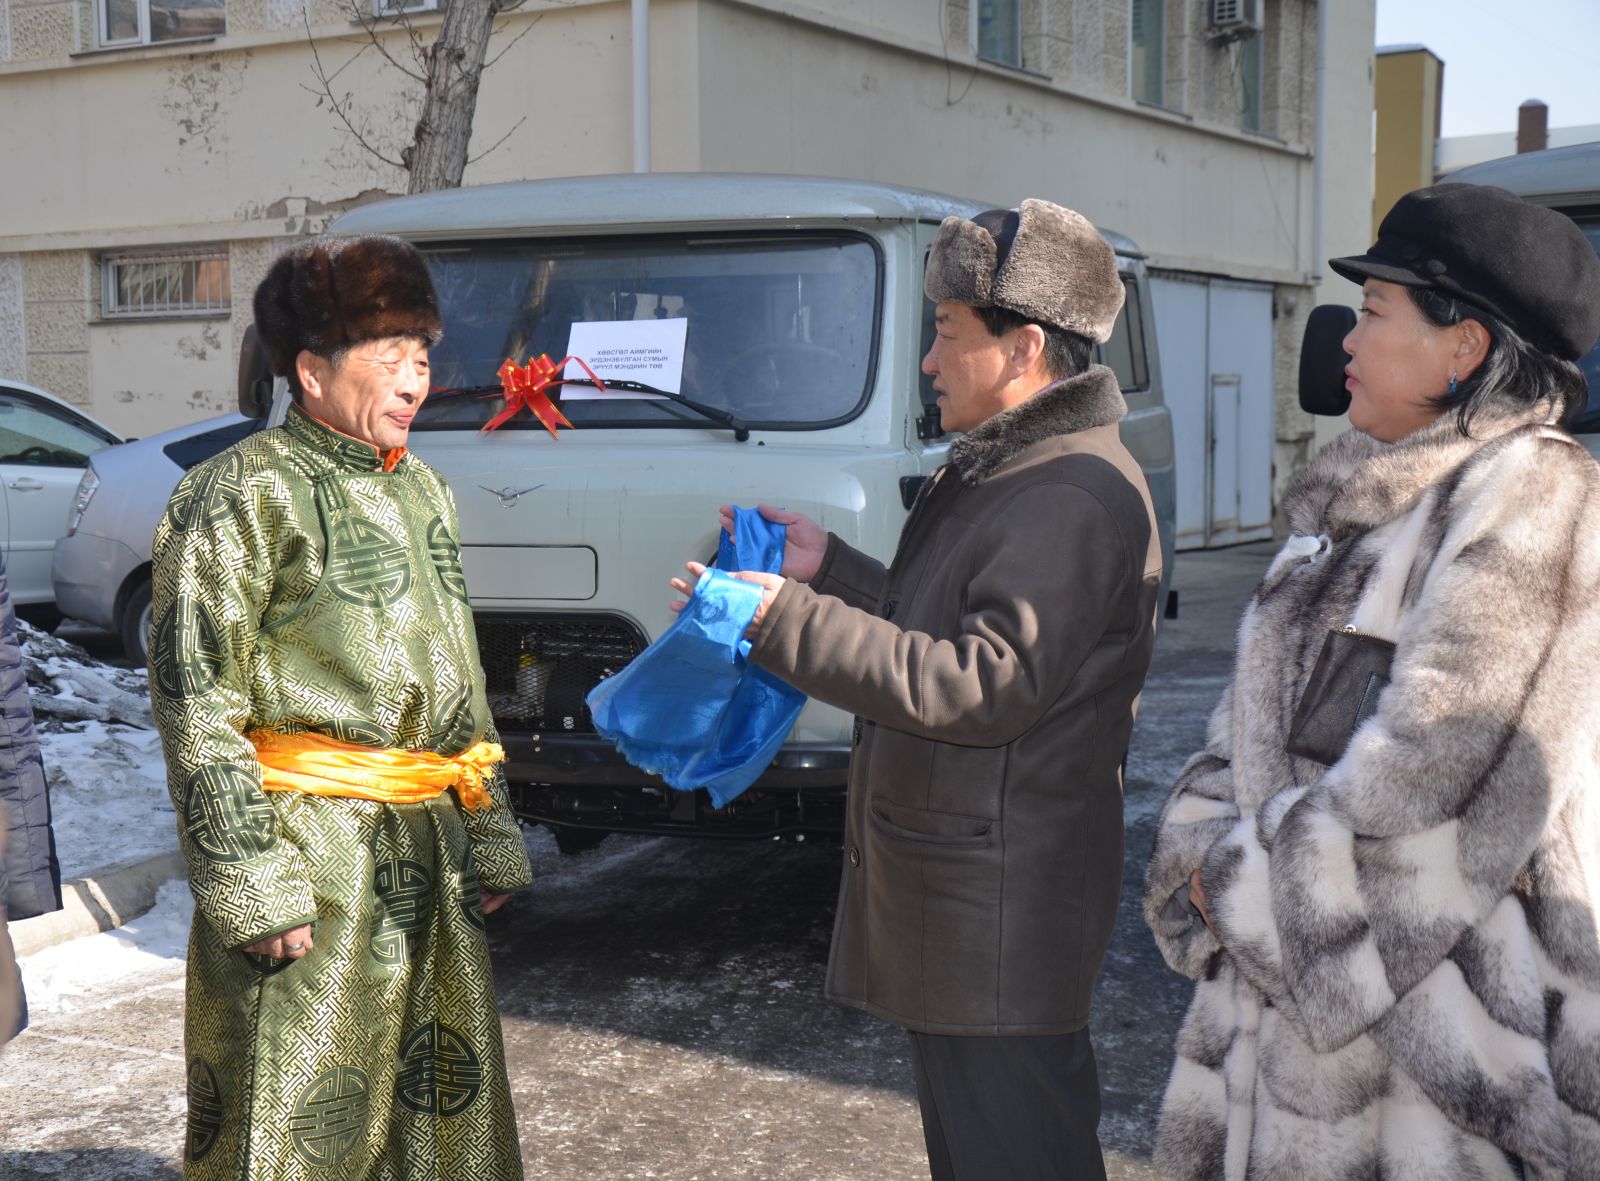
0, 542, 1274, 1180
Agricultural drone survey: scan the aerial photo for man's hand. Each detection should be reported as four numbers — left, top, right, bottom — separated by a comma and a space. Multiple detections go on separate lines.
243, 922, 314, 960
719, 503, 826, 584
670, 561, 784, 637
1188, 869, 1215, 934
481, 890, 511, 917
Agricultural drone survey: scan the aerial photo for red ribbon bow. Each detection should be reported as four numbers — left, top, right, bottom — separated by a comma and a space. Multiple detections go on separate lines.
483, 354, 607, 438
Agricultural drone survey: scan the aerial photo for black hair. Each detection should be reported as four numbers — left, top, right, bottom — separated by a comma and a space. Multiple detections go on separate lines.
1407, 287, 1587, 433
972, 303, 1095, 381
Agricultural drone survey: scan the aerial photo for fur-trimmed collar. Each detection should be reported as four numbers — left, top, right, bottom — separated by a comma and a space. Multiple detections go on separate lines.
1283, 399, 1563, 537
947, 365, 1127, 485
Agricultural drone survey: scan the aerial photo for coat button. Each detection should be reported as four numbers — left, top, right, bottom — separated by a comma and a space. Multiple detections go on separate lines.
851, 718, 864, 745
848, 846, 861, 867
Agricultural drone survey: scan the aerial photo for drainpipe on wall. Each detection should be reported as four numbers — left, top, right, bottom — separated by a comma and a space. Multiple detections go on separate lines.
1311, 0, 1329, 282
632, 0, 651, 172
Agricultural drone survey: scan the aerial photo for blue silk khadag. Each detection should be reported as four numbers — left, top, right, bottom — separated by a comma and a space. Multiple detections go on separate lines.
587, 508, 806, 807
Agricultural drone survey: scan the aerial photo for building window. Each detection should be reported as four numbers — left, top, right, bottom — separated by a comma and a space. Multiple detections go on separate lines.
974, 0, 1020, 68
374, 0, 439, 15
103, 249, 230, 318
1130, 0, 1164, 106
99, 0, 225, 46
1235, 30, 1264, 133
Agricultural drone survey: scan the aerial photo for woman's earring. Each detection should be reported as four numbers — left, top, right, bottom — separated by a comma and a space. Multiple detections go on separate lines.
1448, 371, 1459, 397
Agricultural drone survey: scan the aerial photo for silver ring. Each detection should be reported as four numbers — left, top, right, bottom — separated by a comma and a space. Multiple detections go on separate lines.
286, 941, 306, 952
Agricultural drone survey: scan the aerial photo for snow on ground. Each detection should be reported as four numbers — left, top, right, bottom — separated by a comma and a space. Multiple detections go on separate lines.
18, 878, 191, 1015
18, 623, 177, 881
42, 722, 174, 880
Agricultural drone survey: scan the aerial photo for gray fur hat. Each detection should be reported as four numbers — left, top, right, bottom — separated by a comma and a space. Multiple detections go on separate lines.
924, 198, 1124, 343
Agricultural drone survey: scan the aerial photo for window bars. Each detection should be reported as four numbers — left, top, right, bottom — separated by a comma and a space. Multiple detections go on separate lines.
103, 250, 231, 318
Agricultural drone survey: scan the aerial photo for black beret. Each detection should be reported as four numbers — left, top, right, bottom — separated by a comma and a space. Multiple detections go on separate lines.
252, 235, 442, 377
1330, 183, 1600, 362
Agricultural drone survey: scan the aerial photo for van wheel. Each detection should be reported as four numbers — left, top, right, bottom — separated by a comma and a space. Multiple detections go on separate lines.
120, 580, 153, 665
550, 825, 608, 856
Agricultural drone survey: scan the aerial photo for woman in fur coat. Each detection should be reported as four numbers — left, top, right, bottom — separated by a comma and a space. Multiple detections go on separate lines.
1145, 182, 1600, 1181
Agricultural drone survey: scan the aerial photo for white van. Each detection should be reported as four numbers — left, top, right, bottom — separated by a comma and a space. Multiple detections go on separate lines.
259, 174, 1176, 849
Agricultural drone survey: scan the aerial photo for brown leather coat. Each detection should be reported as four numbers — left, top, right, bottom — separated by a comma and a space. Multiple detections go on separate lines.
751, 367, 1161, 1035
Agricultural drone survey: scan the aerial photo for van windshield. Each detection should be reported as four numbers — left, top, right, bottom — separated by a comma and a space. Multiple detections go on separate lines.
413, 233, 881, 431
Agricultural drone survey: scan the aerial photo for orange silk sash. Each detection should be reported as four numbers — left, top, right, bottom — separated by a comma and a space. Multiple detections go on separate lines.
250, 729, 504, 813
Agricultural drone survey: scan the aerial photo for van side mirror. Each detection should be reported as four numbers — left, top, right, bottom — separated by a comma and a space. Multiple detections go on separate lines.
237, 325, 275, 419
1298, 304, 1357, 417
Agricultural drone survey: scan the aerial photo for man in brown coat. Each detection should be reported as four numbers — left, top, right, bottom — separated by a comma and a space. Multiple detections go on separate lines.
675, 200, 1162, 1179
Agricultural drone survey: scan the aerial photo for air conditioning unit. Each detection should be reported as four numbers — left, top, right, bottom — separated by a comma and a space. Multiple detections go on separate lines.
1210, 0, 1264, 36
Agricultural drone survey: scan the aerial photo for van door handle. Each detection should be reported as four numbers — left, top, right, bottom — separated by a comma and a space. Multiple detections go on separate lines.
7, 478, 42, 491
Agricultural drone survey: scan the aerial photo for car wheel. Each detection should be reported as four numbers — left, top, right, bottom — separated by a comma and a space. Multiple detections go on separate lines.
120, 580, 153, 665
549, 825, 608, 856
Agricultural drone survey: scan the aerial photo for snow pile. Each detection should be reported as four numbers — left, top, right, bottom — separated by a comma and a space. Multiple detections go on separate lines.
18, 623, 176, 881
22, 621, 153, 729
19, 878, 191, 1014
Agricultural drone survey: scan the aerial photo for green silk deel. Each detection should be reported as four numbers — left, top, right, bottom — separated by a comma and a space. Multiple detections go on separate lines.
151, 405, 532, 1180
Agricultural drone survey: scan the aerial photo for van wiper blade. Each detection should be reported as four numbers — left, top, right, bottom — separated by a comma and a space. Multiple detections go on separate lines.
428, 379, 751, 441
561, 378, 751, 443
426, 384, 501, 402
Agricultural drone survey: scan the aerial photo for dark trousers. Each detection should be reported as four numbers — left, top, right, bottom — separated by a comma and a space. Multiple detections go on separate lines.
907, 1027, 1107, 1181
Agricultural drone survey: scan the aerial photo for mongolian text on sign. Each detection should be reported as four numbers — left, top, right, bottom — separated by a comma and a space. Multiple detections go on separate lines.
563, 318, 688, 398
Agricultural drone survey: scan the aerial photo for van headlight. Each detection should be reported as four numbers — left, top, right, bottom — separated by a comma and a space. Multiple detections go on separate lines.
66, 466, 99, 537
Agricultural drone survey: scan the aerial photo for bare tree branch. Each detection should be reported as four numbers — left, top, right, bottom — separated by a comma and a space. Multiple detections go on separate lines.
466, 114, 527, 163
484, 10, 540, 69
303, 9, 409, 168
304, 0, 554, 190
342, 0, 429, 84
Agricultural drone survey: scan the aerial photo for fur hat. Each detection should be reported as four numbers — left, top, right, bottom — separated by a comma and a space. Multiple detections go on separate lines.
923, 198, 1124, 343
252, 235, 442, 377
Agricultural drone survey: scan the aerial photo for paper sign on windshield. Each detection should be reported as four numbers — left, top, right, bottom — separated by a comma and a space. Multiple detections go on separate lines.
562, 318, 688, 399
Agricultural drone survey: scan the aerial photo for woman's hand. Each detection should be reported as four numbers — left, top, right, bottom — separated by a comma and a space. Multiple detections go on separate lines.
243, 922, 314, 960
1189, 869, 1216, 933
720, 503, 826, 584
670, 561, 784, 637
480, 890, 510, 917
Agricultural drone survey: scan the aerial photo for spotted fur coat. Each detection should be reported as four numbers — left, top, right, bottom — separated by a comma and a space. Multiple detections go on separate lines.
1145, 402, 1600, 1180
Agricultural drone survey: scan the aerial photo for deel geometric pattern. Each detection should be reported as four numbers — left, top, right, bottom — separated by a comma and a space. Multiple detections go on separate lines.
150, 406, 533, 1180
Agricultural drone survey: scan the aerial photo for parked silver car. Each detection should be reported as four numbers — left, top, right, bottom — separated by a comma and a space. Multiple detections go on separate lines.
51, 412, 262, 660
0, 379, 121, 621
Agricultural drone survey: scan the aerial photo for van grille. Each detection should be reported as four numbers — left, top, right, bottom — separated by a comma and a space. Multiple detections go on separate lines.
475, 613, 649, 735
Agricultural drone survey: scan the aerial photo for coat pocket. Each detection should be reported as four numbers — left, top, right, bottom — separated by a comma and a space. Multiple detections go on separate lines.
869, 800, 993, 848
862, 798, 1002, 1026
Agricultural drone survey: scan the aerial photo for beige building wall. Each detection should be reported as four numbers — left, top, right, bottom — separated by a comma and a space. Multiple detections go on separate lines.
0, 0, 675, 435
696, 0, 1363, 509
0, 0, 1374, 514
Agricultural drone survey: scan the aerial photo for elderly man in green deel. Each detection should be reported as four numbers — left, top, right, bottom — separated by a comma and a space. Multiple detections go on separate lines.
149, 235, 533, 1180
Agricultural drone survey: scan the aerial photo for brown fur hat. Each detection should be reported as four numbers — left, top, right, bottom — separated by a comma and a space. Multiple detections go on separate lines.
252, 235, 442, 377
924, 198, 1124, 342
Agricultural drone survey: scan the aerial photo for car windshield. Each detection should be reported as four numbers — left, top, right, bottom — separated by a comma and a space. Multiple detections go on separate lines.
413, 233, 881, 431
1577, 221, 1600, 429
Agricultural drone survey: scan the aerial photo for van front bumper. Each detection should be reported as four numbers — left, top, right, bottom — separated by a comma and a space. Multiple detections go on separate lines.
500, 733, 851, 837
